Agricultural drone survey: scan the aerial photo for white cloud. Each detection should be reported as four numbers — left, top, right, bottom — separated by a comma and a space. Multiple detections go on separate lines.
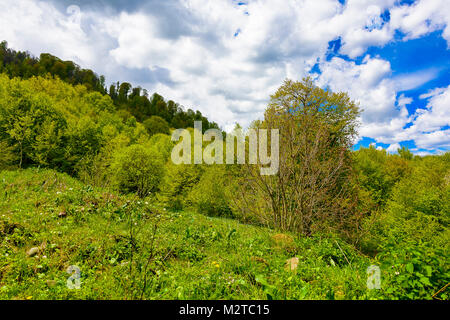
316, 55, 449, 150
400, 86, 450, 149
390, 0, 450, 45
316, 55, 405, 132
397, 94, 413, 107
386, 142, 400, 153
392, 68, 440, 92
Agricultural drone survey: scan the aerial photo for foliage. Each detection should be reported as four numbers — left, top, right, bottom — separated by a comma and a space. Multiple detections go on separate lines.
0, 41, 219, 132
0, 168, 374, 300
143, 116, 170, 137
354, 146, 411, 209
148, 133, 174, 163
233, 78, 361, 238
111, 144, 165, 198
187, 165, 234, 218
159, 162, 204, 211
373, 241, 449, 300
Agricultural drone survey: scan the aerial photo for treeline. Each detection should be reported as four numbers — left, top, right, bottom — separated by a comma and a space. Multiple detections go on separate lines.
0, 41, 218, 132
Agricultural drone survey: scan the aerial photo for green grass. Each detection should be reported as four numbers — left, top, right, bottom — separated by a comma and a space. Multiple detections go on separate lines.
0, 168, 379, 300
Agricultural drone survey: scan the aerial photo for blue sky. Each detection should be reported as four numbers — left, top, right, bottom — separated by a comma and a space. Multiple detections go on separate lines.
352, 31, 450, 153
0, 0, 448, 155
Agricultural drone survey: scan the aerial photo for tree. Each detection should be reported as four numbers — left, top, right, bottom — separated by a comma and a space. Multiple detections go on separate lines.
398, 146, 413, 160
112, 144, 165, 198
143, 116, 170, 137
232, 78, 361, 238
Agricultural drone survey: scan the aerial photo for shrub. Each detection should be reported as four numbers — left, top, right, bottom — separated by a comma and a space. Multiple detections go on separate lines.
159, 163, 203, 211
187, 165, 234, 218
366, 153, 450, 248
112, 144, 164, 198
148, 133, 173, 163
374, 241, 449, 300
354, 146, 410, 209
143, 116, 170, 137
0, 140, 18, 170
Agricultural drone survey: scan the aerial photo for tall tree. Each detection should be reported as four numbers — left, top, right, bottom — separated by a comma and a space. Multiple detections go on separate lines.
233, 78, 361, 238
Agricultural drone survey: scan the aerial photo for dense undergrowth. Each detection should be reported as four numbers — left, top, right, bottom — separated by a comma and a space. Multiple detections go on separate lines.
0, 168, 448, 300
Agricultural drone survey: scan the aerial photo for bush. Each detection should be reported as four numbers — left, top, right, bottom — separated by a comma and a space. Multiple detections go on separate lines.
359, 153, 450, 296
187, 165, 234, 218
159, 163, 204, 211
0, 140, 17, 170
354, 146, 410, 209
148, 133, 173, 163
374, 241, 449, 300
112, 144, 164, 197
143, 116, 170, 137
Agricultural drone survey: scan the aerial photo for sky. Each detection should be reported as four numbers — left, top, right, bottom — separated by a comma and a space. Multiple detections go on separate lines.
0, 0, 449, 155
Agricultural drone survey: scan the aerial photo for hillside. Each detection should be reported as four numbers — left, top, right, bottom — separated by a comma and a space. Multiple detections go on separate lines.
1, 168, 448, 300
1, 168, 373, 299
0, 41, 219, 132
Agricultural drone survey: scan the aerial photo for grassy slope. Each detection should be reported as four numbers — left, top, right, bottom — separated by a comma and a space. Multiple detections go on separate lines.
0, 168, 374, 300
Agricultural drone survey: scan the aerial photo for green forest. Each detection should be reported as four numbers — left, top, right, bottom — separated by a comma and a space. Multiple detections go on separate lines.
0, 42, 448, 300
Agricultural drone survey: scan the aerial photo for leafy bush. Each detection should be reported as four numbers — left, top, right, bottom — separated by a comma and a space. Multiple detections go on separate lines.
143, 116, 170, 137
148, 133, 174, 163
374, 241, 449, 300
364, 153, 450, 249
354, 146, 410, 209
187, 165, 234, 218
112, 144, 164, 198
159, 163, 203, 210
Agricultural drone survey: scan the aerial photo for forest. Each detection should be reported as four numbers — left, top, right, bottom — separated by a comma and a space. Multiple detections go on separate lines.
0, 42, 448, 300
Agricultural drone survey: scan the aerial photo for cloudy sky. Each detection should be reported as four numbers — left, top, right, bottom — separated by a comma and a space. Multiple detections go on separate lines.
0, 0, 449, 154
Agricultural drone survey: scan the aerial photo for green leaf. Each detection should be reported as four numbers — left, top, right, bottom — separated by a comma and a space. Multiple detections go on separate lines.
330, 258, 336, 266
406, 263, 414, 273
424, 266, 432, 277
255, 274, 269, 287
299, 285, 309, 299
420, 277, 431, 286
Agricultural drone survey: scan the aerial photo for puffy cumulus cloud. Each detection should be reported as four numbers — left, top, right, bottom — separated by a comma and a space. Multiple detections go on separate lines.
315, 55, 447, 149
400, 86, 450, 149
330, 0, 396, 58
98, 0, 348, 129
316, 55, 398, 124
390, 0, 450, 45
386, 142, 401, 153
0, 0, 98, 66
414, 130, 450, 150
